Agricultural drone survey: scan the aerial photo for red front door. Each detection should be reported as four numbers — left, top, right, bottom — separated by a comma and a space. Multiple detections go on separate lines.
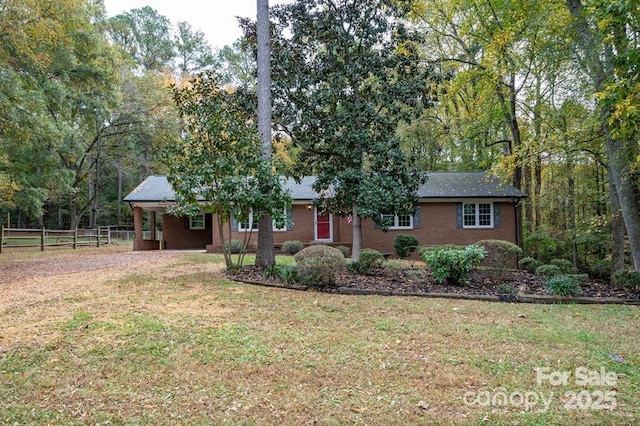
315, 210, 332, 241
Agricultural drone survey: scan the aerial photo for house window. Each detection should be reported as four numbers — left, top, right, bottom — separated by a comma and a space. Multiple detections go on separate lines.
381, 213, 413, 230
463, 203, 493, 228
236, 209, 288, 232
190, 214, 205, 230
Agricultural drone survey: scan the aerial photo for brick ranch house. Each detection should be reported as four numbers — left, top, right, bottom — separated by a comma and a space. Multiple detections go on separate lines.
124, 172, 527, 255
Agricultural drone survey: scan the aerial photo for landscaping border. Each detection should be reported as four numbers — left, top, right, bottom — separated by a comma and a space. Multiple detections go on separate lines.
231, 277, 640, 305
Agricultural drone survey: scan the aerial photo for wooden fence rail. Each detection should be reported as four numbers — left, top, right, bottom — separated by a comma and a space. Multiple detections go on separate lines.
0, 226, 111, 254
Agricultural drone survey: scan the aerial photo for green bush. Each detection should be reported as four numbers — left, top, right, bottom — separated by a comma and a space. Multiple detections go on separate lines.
421, 245, 485, 285
357, 248, 385, 274
335, 245, 351, 258
614, 270, 640, 290
263, 265, 282, 280
406, 268, 427, 284
418, 244, 464, 258
550, 258, 575, 274
393, 234, 419, 259
475, 239, 523, 282
519, 257, 542, 273
587, 258, 612, 281
346, 261, 360, 274
294, 245, 345, 287
545, 275, 582, 297
279, 265, 300, 285
224, 239, 246, 254
535, 264, 562, 278
281, 240, 304, 255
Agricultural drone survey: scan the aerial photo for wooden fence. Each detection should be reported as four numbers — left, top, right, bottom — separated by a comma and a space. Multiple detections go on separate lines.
0, 226, 112, 253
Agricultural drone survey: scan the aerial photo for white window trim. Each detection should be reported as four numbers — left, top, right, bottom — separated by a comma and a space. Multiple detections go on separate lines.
462, 202, 494, 229
381, 213, 413, 230
190, 214, 205, 230
237, 209, 288, 232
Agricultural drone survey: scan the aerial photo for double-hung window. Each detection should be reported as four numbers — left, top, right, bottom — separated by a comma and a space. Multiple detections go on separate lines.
236, 208, 289, 232
189, 214, 205, 230
463, 203, 493, 228
381, 213, 413, 230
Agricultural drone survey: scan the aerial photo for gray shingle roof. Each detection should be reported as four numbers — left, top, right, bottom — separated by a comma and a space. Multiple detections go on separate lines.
124, 172, 525, 203
417, 172, 526, 198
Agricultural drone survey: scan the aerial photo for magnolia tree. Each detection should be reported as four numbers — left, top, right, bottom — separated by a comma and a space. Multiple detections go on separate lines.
243, 0, 432, 261
162, 71, 291, 268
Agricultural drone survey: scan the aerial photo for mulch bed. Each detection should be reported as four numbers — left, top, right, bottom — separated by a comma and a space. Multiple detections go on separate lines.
229, 266, 640, 304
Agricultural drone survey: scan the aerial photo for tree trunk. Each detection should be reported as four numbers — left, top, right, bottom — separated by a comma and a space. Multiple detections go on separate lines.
255, 0, 275, 267
566, 0, 640, 270
351, 206, 361, 262
609, 174, 626, 279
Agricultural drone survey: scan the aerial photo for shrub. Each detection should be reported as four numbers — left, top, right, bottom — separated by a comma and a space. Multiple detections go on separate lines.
393, 234, 419, 259
614, 270, 640, 290
545, 275, 582, 297
535, 264, 562, 278
587, 258, 612, 281
550, 258, 575, 274
498, 284, 518, 295
281, 240, 304, 255
421, 245, 485, 285
279, 265, 300, 285
357, 248, 385, 274
294, 245, 345, 287
475, 239, 523, 282
418, 244, 464, 258
346, 261, 360, 274
335, 245, 350, 258
224, 239, 246, 254
263, 265, 282, 280
519, 257, 542, 274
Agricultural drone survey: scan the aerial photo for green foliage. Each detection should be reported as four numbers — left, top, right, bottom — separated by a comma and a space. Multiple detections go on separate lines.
263, 264, 300, 285
587, 258, 612, 281
355, 248, 385, 275
475, 239, 523, 282
162, 71, 291, 268
550, 259, 575, 274
346, 261, 361, 274
497, 284, 518, 295
421, 245, 485, 286
613, 270, 640, 290
524, 232, 561, 264
418, 244, 464, 257
518, 257, 543, 273
535, 264, 562, 278
255, 0, 430, 259
335, 245, 351, 258
281, 240, 304, 255
393, 234, 419, 259
545, 276, 582, 297
224, 239, 246, 255
293, 245, 345, 287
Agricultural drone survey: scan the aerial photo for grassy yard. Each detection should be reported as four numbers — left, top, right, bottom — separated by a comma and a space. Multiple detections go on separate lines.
0, 250, 638, 425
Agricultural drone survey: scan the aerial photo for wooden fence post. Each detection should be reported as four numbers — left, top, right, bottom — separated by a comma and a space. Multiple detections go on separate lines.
41, 227, 45, 252
0, 226, 4, 254
73, 228, 78, 250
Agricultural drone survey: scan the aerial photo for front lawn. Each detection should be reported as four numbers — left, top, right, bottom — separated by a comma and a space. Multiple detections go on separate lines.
0, 250, 637, 425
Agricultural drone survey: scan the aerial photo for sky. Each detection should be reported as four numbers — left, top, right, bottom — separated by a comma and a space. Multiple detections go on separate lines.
103, 0, 293, 50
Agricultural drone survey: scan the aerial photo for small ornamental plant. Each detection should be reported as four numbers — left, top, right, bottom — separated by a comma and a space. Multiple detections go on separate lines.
421, 245, 485, 285
393, 234, 419, 259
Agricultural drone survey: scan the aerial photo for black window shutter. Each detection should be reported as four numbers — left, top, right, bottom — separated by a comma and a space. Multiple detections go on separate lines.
456, 203, 463, 228
413, 207, 421, 229
184, 216, 190, 229
205, 213, 212, 229
494, 203, 501, 228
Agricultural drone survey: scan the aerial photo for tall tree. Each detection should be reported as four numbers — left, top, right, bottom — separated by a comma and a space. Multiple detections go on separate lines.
174, 21, 217, 78
257, 0, 430, 261
106, 6, 174, 72
255, 0, 276, 267
565, 0, 640, 270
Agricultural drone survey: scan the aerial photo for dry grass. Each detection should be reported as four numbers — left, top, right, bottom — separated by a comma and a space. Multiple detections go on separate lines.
0, 248, 638, 425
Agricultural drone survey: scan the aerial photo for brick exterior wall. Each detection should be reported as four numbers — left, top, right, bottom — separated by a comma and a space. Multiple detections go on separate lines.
133, 201, 520, 254
162, 213, 213, 250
